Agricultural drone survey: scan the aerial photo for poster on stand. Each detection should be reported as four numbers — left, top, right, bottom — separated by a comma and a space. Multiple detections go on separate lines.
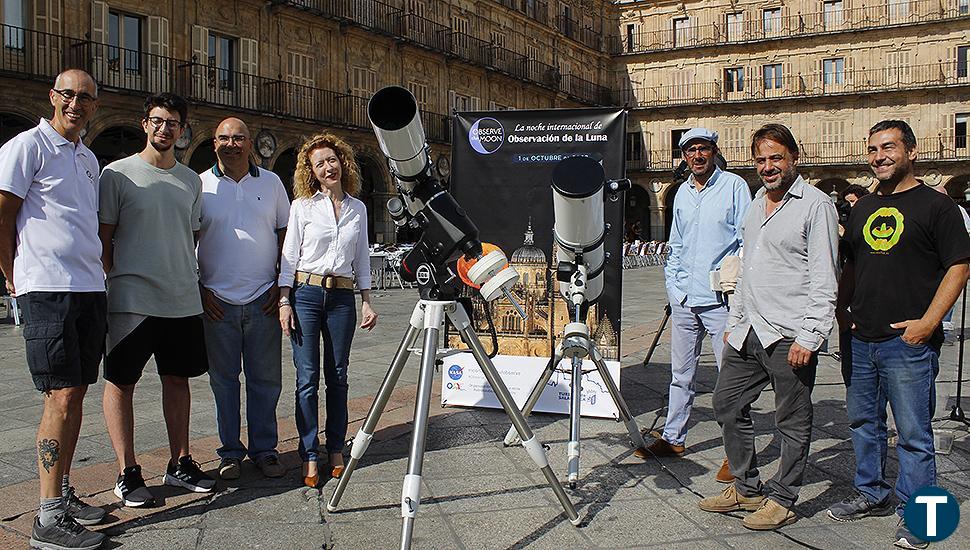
443, 108, 627, 419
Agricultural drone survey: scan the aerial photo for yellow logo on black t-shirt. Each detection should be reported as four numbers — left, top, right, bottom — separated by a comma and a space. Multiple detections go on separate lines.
863, 207, 905, 252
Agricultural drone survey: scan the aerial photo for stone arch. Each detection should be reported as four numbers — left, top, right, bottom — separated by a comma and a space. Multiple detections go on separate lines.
355, 148, 396, 244
185, 130, 217, 173
625, 183, 651, 242
87, 126, 143, 168
0, 112, 34, 146
815, 177, 850, 198
662, 182, 681, 240
272, 147, 298, 200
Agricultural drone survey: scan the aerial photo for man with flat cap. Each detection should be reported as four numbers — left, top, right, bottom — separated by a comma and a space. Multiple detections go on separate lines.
641, 128, 751, 483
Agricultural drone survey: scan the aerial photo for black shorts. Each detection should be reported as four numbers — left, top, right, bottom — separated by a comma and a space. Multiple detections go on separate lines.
20, 292, 107, 392
103, 315, 209, 385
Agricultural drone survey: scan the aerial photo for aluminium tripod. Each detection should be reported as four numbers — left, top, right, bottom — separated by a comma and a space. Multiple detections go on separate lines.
503, 285, 646, 487
326, 298, 580, 550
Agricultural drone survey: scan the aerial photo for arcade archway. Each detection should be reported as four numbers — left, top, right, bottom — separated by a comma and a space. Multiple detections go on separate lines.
0, 112, 32, 147
272, 148, 297, 200
625, 184, 651, 242
88, 126, 143, 168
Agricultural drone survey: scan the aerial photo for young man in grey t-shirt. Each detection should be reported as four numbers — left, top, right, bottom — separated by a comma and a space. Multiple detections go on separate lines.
99, 93, 215, 507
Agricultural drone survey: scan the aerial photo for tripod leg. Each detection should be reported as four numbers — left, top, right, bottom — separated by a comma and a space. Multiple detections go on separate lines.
590, 346, 646, 450
641, 305, 671, 367
450, 303, 581, 526
567, 356, 583, 487
399, 303, 444, 550
503, 344, 564, 446
327, 304, 423, 512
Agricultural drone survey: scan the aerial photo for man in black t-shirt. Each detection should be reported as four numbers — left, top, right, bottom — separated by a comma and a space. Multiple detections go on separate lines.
826, 120, 970, 550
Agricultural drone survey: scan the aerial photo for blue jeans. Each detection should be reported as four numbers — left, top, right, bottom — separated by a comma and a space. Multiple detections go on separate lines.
845, 335, 939, 514
291, 284, 356, 462
203, 288, 282, 461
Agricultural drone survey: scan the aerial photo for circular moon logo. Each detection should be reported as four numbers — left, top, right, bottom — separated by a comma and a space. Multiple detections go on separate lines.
469, 118, 504, 155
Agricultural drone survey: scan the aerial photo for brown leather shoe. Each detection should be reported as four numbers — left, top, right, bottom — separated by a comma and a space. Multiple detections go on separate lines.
716, 458, 735, 483
639, 430, 685, 457
698, 484, 766, 513
742, 499, 798, 530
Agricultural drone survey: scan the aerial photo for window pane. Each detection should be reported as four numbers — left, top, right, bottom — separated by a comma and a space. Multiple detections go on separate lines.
108, 13, 119, 47
959, 47, 969, 78
123, 15, 140, 72
4, 0, 24, 48
108, 12, 119, 66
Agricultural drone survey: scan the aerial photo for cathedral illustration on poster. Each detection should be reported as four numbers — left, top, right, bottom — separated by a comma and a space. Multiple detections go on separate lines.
448, 219, 619, 361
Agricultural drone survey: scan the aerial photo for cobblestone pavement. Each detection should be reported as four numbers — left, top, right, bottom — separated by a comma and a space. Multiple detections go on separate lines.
0, 267, 967, 549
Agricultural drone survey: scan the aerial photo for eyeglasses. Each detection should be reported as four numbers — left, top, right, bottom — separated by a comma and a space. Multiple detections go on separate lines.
216, 135, 248, 144
145, 116, 185, 130
52, 88, 97, 106
684, 145, 713, 156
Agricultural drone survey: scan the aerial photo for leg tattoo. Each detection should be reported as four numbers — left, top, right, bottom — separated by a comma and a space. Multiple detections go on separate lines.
38, 439, 60, 473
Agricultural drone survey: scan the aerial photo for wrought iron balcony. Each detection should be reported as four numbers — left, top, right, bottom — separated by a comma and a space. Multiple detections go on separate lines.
490, 0, 550, 26
626, 134, 970, 172
616, 61, 970, 109
0, 24, 451, 143
273, 0, 604, 104
613, 0, 969, 55
555, 14, 602, 50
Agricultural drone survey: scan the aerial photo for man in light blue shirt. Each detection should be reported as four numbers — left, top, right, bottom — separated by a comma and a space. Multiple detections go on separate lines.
644, 128, 751, 473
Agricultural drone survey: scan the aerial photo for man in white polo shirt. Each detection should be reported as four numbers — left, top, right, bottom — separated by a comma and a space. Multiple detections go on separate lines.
0, 69, 107, 550
197, 117, 289, 480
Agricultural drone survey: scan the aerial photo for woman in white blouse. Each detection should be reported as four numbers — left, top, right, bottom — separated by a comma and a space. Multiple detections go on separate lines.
278, 133, 378, 487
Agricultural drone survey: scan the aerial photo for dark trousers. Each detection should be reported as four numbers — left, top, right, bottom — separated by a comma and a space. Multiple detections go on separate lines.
713, 331, 816, 509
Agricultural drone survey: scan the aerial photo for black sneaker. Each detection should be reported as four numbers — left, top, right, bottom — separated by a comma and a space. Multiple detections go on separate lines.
114, 465, 155, 507
163, 455, 215, 493
826, 492, 894, 522
63, 486, 106, 526
895, 517, 929, 549
29, 514, 105, 550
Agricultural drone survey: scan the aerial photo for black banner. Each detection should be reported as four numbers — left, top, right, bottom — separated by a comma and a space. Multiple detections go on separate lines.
450, 108, 626, 360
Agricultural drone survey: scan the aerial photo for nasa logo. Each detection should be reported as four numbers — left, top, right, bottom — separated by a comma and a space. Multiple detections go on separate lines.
448, 365, 463, 380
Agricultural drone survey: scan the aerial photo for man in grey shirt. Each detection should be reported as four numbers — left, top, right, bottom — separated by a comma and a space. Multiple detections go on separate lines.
697, 124, 839, 531
99, 93, 215, 508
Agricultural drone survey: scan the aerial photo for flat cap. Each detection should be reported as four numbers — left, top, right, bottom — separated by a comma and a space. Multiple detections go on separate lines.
678, 128, 719, 149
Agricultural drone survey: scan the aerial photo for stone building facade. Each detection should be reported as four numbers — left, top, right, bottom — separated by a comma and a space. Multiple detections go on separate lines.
615, 0, 970, 240
2, 1, 967, 244
0, 0, 612, 244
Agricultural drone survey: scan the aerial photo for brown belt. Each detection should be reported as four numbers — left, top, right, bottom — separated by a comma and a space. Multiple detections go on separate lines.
295, 271, 355, 290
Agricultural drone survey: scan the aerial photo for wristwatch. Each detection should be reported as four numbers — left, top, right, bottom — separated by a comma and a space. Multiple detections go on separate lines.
278, 297, 291, 307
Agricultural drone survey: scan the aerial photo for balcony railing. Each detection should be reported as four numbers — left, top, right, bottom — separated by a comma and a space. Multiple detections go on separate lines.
626, 134, 970, 171
555, 15, 602, 50
274, 0, 604, 104
490, 0, 549, 25
617, 61, 970, 108
613, 0, 970, 54
0, 24, 451, 143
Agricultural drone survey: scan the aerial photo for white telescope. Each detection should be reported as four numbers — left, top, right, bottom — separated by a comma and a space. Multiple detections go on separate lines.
551, 155, 607, 304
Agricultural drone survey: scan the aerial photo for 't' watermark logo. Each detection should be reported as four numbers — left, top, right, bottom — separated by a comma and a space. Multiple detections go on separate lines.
904, 486, 960, 542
